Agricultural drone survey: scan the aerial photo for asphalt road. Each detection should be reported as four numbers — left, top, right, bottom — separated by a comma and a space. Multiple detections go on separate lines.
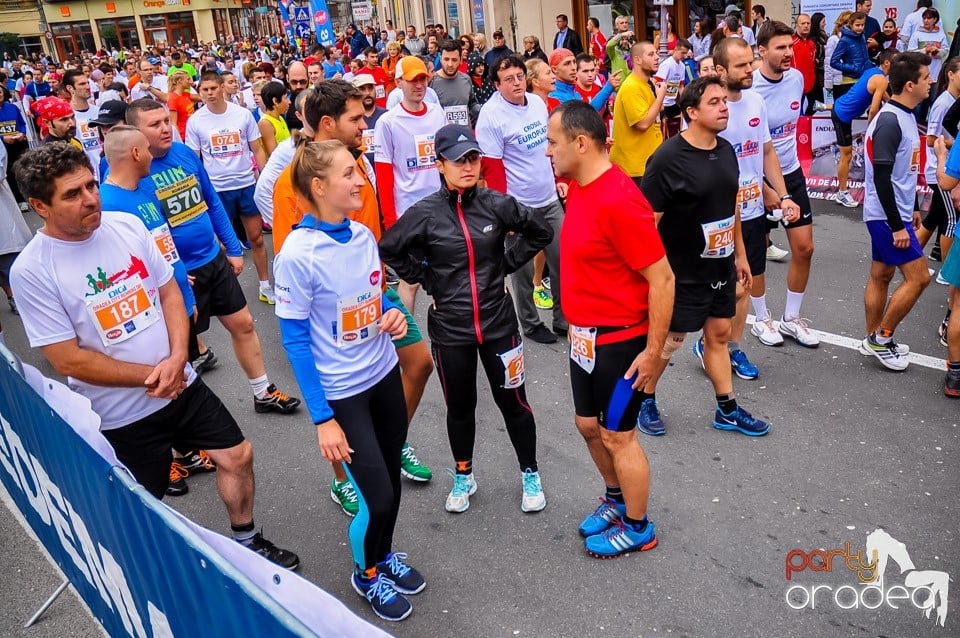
0, 198, 957, 638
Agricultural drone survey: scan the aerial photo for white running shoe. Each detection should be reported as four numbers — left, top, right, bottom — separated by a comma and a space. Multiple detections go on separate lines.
778, 316, 820, 348
936, 270, 948, 285
259, 286, 276, 305
834, 190, 858, 208
751, 314, 784, 346
861, 336, 909, 371
859, 339, 909, 356
520, 469, 546, 513
766, 244, 790, 262
445, 471, 477, 513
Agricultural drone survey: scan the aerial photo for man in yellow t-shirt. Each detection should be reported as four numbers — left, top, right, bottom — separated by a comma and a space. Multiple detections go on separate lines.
610, 41, 668, 185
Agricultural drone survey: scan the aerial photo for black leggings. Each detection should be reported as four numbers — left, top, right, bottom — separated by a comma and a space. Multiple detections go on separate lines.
432, 334, 538, 471
331, 365, 408, 573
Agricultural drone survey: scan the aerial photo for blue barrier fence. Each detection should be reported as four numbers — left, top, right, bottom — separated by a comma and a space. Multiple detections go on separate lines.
0, 352, 390, 637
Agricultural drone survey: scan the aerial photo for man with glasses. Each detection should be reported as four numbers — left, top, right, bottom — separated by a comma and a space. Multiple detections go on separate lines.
284, 61, 309, 132
130, 59, 168, 103
476, 54, 567, 345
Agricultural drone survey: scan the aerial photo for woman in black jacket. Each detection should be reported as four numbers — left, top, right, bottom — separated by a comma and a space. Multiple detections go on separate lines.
380, 125, 553, 516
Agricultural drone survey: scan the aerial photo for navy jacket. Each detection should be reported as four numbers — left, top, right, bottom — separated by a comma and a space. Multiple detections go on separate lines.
831, 26, 871, 79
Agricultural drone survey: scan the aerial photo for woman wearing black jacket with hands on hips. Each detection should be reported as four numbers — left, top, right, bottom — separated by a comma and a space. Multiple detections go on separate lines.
379, 124, 553, 516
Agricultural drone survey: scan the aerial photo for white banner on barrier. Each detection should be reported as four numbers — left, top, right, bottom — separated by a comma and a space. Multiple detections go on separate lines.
15, 362, 392, 638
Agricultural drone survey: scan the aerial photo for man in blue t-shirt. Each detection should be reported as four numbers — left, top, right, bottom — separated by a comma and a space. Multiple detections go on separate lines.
933, 128, 960, 395
125, 99, 301, 416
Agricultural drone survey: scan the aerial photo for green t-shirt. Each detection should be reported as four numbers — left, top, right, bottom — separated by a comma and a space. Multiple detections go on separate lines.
167, 62, 198, 81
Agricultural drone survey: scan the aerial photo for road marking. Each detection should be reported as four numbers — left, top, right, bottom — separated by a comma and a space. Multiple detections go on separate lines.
746, 315, 946, 371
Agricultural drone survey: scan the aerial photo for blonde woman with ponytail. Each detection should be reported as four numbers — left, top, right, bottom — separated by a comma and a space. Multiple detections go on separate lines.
273, 138, 424, 623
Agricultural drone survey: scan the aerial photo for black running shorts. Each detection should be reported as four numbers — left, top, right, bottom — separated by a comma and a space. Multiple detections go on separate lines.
742, 216, 768, 277
779, 168, 813, 229
102, 379, 244, 499
570, 333, 648, 432
669, 275, 737, 333
189, 251, 249, 334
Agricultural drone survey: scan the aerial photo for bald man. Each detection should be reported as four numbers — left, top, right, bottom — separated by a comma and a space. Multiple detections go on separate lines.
285, 61, 308, 132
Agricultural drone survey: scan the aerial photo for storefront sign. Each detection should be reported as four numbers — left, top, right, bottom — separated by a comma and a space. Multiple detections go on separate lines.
351, 0, 371, 21
143, 0, 185, 8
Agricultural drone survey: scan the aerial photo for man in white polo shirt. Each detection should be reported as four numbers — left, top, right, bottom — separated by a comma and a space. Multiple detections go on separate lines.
374, 55, 446, 311
186, 71, 272, 304
476, 53, 566, 344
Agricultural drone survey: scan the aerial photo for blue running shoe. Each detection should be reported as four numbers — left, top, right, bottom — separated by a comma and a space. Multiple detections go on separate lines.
351, 572, 413, 622
692, 337, 705, 370
585, 519, 658, 558
636, 398, 665, 436
729, 349, 759, 380
377, 552, 426, 594
578, 497, 626, 537
713, 406, 769, 436
240, 239, 253, 251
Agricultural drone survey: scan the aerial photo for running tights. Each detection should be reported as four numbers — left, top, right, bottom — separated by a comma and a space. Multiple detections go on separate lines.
330, 365, 408, 572
431, 334, 538, 471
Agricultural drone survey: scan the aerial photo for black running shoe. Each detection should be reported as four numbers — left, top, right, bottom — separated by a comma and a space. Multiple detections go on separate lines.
254, 384, 301, 414
945, 370, 960, 398
179, 450, 217, 473
931, 240, 942, 262
165, 462, 189, 497
191, 348, 219, 376
245, 532, 300, 570
525, 324, 558, 344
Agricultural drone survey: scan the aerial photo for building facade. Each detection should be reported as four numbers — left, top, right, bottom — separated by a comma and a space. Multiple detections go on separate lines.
1, 0, 793, 60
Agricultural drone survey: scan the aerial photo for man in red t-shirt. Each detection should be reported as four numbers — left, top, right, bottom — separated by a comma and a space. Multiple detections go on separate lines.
791, 14, 818, 114
573, 53, 612, 123
547, 100, 675, 560
587, 18, 608, 73
356, 47, 390, 108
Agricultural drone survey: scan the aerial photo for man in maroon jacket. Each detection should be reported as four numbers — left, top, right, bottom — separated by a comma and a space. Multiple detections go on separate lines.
792, 14, 818, 115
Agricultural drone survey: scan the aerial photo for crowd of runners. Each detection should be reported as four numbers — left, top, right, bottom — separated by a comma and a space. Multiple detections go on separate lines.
0, 2, 957, 624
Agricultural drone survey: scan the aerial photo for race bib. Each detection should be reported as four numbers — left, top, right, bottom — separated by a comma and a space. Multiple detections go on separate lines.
336, 285, 382, 348
209, 130, 243, 159
701, 216, 735, 259
499, 343, 525, 389
151, 224, 180, 264
443, 105, 469, 126
361, 128, 377, 154
910, 146, 920, 174
569, 325, 597, 374
666, 81, 681, 98
375, 84, 385, 99
85, 274, 159, 347
0, 120, 17, 135
736, 179, 761, 212
410, 133, 436, 170
156, 174, 209, 227
78, 121, 100, 152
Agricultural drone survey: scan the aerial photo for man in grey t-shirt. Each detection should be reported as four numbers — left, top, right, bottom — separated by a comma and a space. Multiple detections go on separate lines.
431, 39, 480, 126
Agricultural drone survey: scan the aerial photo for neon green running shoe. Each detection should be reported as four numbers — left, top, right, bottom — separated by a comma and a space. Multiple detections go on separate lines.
533, 285, 554, 309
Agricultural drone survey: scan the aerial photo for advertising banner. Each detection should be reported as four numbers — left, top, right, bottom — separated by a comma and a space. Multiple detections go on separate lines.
0, 352, 390, 638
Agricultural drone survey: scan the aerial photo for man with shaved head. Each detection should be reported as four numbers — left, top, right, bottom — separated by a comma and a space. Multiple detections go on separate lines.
285, 61, 308, 132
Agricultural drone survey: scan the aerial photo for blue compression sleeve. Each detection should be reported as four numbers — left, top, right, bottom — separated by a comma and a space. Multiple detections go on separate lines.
278, 316, 335, 424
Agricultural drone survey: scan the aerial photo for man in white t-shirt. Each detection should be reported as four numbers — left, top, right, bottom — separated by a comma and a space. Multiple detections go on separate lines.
750, 21, 820, 348
186, 71, 272, 303
476, 53, 567, 345
374, 55, 446, 311
129, 59, 168, 103
63, 69, 101, 181
654, 39, 690, 138
8, 143, 300, 569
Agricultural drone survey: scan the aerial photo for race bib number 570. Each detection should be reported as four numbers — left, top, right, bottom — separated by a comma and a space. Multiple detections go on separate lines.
156, 174, 209, 227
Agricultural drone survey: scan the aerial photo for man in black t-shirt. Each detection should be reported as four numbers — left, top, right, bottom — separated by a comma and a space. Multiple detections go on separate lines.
637, 76, 770, 438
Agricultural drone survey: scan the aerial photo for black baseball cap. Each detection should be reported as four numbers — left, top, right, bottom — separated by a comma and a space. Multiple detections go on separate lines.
89, 100, 127, 127
435, 124, 482, 161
